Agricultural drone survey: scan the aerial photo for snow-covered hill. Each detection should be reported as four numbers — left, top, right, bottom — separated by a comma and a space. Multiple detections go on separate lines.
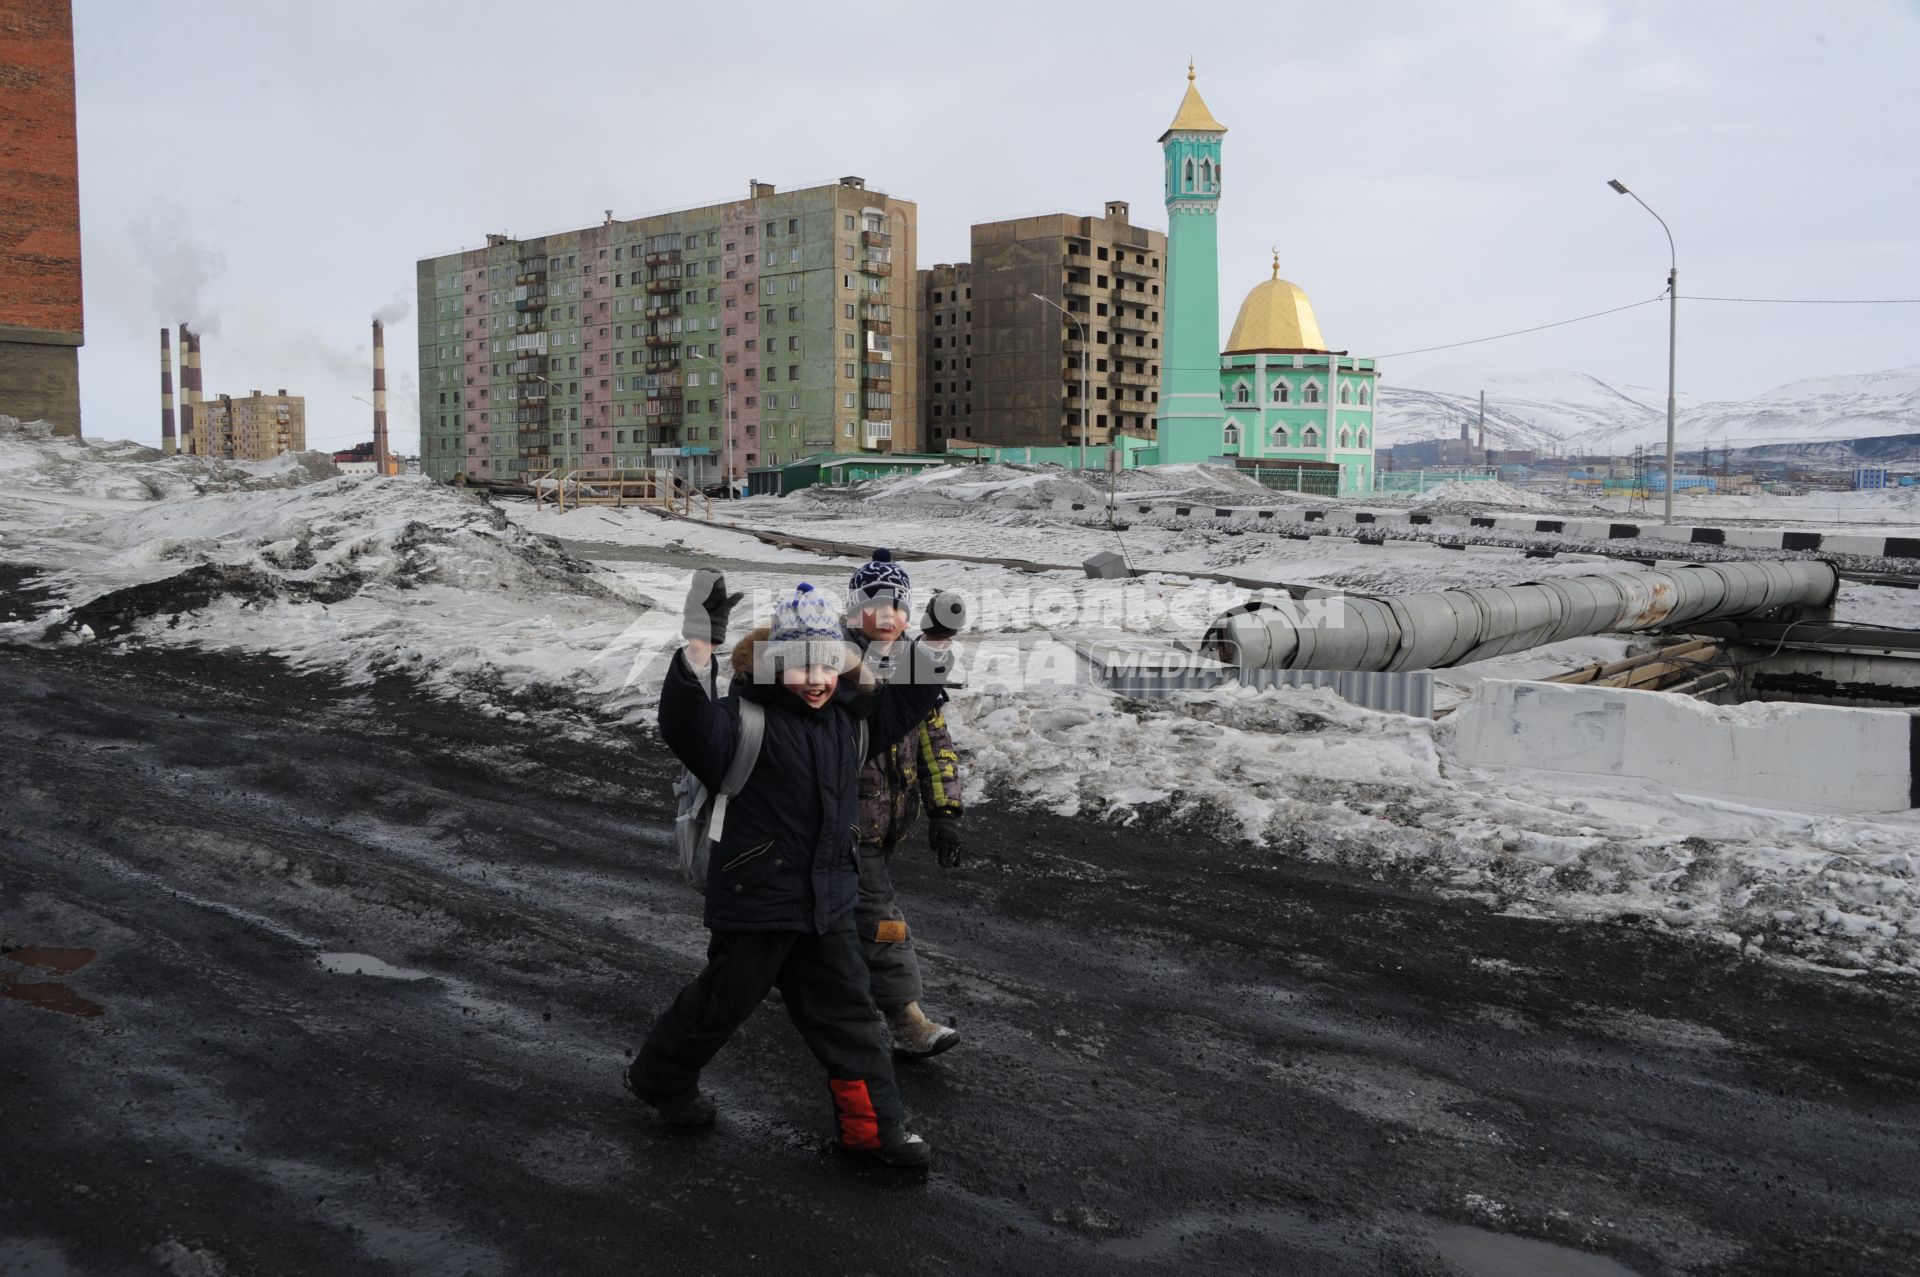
1378, 363, 1920, 457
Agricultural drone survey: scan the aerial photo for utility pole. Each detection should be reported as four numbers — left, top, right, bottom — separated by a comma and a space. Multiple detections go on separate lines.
1608, 178, 1678, 525
1032, 292, 1089, 469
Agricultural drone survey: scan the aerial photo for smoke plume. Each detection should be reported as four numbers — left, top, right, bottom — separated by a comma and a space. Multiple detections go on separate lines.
128, 204, 227, 336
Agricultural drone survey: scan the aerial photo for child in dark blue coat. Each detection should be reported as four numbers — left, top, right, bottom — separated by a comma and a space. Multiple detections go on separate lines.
628, 572, 951, 1167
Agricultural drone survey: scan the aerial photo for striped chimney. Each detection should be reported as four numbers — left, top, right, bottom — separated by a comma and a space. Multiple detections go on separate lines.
178, 323, 195, 455
160, 328, 177, 455
372, 318, 390, 475
189, 329, 206, 455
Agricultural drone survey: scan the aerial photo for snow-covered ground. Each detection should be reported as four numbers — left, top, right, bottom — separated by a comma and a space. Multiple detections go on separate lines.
5, 417, 1920, 975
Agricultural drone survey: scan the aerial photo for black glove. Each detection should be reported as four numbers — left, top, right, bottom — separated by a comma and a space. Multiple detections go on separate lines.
682, 569, 742, 644
928, 814, 963, 869
921, 590, 967, 641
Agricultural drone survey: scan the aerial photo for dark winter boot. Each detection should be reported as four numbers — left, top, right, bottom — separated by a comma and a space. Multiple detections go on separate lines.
837, 1127, 932, 1169
624, 1062, 716, 1127
886, 1002, 960, 1059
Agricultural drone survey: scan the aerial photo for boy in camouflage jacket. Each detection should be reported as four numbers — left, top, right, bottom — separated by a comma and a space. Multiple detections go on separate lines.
847, 550, 966, 1058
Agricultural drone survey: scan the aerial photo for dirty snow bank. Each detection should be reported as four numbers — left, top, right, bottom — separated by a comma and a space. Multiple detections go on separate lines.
0, 414, 339, 504
794, 460, 1305, 514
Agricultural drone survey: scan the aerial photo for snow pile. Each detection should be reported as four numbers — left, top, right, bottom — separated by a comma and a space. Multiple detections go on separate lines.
949, 670, 1920, 976
1409, 480, 1561, 511
0, 414, 339, 503
796, 461, 1303, 516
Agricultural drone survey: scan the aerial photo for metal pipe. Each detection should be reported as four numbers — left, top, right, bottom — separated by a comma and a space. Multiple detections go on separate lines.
160, 329, 176, 455
1207, 560, 1839, 673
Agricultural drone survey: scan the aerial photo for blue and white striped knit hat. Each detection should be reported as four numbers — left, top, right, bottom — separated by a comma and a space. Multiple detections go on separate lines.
848, 548, 912, 613
762, 582, 853, 674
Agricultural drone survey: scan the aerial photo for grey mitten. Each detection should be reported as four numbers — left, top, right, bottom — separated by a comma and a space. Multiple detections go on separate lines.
682, 569, 742, 644
921, 589, 967, 640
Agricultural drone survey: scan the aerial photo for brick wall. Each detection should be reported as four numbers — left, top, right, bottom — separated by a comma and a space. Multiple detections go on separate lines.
0, 0, 83, 341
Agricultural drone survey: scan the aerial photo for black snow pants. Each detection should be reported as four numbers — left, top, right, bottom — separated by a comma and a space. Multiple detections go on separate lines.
855, 842, 923, 1013
629, 914, 904, 1150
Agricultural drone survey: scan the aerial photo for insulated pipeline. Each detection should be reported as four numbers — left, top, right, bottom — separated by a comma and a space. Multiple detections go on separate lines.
1206, 560, 1839, 672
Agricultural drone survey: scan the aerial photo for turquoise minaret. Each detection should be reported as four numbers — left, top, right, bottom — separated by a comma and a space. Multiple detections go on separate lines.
1157, 63, 1228, 463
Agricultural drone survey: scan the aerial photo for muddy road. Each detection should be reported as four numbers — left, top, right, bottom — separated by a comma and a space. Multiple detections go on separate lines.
3, 631, 1918, 1276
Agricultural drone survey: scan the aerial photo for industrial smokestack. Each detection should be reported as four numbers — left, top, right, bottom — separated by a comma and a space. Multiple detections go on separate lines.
372, 318, 390, 475
189, 329, 206, 455
1477, 390, 1486, 451
160, 329, 177, 455
178, 323, 196, 455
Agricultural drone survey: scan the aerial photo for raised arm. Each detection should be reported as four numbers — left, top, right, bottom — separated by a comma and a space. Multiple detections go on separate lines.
658, 570, 745, 784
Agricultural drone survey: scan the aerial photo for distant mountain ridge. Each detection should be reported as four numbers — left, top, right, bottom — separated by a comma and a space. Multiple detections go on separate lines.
1377, 364, 1920, 458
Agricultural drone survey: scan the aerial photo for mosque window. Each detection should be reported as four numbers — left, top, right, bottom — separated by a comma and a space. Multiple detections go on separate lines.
1272, 382, 1289, 404
1359, 385, 1371, 406
1223, 422, 1241, 446
1303, 382, 1322, 404
1271, 424, 1289, 447
1339, 428, 1351, 448
1339, 384, 1351, 404
1302, 426, 1320, 447
1200, 158, 1214, 191
1183, 158, 1195, 192
1358, 428, 1370, 448
1233, 381, 1250, 404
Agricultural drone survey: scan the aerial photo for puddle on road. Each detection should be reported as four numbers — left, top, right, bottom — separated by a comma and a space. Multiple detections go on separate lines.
4, 946, 99, 975
0, 972, 105, 1018
1432, 1225, 1643, 1277
316, 953, 432, 981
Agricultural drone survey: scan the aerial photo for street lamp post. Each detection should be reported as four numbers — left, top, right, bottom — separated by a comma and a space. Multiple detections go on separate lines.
1607, 178, 1679, 525
1032, 292, 1089, 469
688, 350, 733, 496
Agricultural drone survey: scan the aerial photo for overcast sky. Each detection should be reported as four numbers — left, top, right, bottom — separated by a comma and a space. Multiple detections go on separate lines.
72, 0, 1920, 453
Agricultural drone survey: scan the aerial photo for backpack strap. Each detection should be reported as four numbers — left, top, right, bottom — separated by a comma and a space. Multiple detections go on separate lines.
705, 700, 765, 844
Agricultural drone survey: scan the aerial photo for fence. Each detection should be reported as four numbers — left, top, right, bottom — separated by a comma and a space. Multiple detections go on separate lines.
1373, 469, 1500, 495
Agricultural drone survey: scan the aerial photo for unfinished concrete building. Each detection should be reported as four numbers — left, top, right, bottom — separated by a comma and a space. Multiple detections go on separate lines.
921, 203, 1165, 452
193, 390, 306, 460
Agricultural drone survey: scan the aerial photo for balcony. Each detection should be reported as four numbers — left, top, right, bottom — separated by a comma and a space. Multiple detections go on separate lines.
645, 426, 677, 446
861, 229, 892, 248
644, 333, 678, 349
1112, 310, 1152, 332
862, 258, 893, 278
862, 363, 892, 388
1063, 276, 1092, 296
862, 420, 893, 452
645, 357, 680, 373
645, 276, 681, 294
1112, 368, 1154, 388
513, 356, 549, 381
1114, 258, 1151, 280
514, 291, 548, 312
645, 302, 680, 319
644, 250, 682, 267
516, 263, 548, 285
646, 411, 684, 427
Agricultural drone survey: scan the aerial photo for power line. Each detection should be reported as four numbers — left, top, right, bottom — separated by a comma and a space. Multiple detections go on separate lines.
1367, 295, 1667, 360
1688, 295, 1920, 304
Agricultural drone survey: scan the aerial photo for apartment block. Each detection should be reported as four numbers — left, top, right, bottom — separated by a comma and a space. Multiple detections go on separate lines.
918, 263, 972, 447
416, 177, 918, 487
190, 390, 306, 460
920, 202, 1165, 452
0, 0, 83, 436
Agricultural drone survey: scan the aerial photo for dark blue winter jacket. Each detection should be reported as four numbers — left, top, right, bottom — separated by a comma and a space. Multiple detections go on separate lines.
659, 626, 948, 933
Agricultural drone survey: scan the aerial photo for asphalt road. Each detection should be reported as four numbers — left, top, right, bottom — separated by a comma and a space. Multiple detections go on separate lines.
3, 621, 1918, 1276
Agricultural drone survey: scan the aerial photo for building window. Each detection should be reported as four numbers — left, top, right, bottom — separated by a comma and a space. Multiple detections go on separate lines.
1358, 428, 1370, 448
1233, 382, 1250, 404
1271, 424, 1290, 448
1302, 426, 1319, 447
1340, 384, 1351, 405
1223, 422, 1240, 447
1359, 385, 1371, 406
1183, 157, 1195, 192
1303, 383, 1321, 404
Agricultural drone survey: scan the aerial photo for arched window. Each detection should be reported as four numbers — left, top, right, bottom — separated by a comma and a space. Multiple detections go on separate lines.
1233, 381, 1250, 404
1302, 426, 1320, 447
1357, 428, 1370, 448
1358, 385, 1370, 406
1339, 384, 1351, 405
1183, 158, 1195, 192
1271, 424, 1290, 448
1200, 158, 1213, 191
1303, 383, 1321, 404
1223, 422, 1241, 447
1339, 427, 1351, 448
1272, 382, 1289, 403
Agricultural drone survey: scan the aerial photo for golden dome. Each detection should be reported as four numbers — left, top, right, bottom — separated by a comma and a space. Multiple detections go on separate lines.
1224, 252, 1327, 353
1159, 61, 1227, 141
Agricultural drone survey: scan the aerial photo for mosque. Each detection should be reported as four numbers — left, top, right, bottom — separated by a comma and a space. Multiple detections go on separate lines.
1155, 66, 1378, 496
